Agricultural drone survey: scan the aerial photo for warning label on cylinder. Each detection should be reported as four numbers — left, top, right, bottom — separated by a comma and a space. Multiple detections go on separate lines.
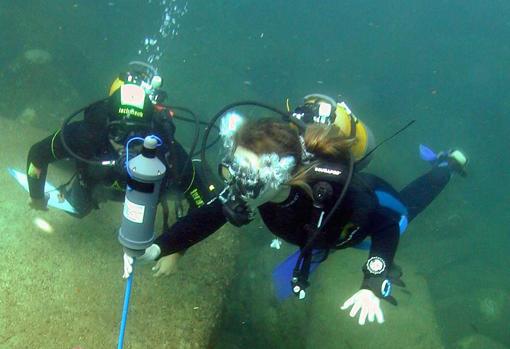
123, 197, 145, 223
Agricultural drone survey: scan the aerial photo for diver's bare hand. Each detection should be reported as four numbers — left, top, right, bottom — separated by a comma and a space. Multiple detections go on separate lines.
152, 253, 181, 277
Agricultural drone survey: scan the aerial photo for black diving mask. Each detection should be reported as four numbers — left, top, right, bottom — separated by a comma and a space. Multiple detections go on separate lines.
107, 120, 152, 144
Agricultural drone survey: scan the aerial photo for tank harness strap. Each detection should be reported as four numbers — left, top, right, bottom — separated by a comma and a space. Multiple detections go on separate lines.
291, 181, 333, 298
291, 157, 354, 297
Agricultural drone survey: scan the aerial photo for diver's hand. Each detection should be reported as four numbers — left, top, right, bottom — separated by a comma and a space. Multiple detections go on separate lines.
152, 253, 181, 277
340, 289, 384, 325
28, 194, 49, 211
122, 244, 162, 279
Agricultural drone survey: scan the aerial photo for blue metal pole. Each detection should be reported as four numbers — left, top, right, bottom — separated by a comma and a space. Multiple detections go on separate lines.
117, 258, 135, 349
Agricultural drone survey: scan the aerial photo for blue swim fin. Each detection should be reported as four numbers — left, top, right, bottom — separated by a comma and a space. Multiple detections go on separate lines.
419, 144, 438, 163
272, 249, 324, 300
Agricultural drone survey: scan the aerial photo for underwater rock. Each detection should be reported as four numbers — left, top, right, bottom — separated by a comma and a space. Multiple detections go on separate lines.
477, 288, 508, 322
23, 49, 52, 64
306, 254, 445, 349
18, 107, 37, 124
437, 286, 510, 346
454, 334, 507, 349
0, 48, 79, 131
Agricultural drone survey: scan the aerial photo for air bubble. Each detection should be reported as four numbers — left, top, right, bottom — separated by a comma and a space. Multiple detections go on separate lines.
138, 0, 188, 66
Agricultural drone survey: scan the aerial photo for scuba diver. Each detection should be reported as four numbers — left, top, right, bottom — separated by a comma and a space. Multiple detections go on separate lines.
122, 99, 467, 326
27, 62, 216, 221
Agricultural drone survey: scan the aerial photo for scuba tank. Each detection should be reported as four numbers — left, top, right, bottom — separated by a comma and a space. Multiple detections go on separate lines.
332, 100, 376, 170
294, 93, 375, 170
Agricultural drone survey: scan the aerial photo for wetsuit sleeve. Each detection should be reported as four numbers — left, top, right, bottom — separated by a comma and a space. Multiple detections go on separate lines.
154, 197, 227, 256
27, 101, 109, 199
344, 181, 401, 297
183, 160, 217, 209
27, 122, 107, 199
169, 141, 211, 208
360, 219, 400, 297
153, 109, 218, 208
161, 136, 215, 209
27, 131, 67, 199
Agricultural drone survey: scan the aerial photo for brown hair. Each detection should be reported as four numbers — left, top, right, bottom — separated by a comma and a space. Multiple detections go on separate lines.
235, 117, 353, 196
235, 118, 303, 166
302, 124, 354, 161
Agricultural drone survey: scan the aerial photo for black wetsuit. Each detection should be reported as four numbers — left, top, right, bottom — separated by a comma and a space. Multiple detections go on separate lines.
27, 96, 213, 217
154, 164, 453, 297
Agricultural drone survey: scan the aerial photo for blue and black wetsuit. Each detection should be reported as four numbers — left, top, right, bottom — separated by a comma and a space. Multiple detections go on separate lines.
155, 164, 453, 297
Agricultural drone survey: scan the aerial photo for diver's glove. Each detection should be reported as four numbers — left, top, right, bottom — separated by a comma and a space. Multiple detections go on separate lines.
341, 289, 384, 325
361, 262, 405, 306
122, 244, 162, 279
387, 263, 405, 288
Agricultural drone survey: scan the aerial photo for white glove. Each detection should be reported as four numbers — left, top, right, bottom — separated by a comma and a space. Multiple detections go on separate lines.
138, 244, 161, 262
340, 289, 384, 325
122, 253, 134, 279
122, 244, 161, 279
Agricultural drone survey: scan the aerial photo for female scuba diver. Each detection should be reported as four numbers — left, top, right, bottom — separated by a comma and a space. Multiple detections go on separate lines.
122, 109, 467, 326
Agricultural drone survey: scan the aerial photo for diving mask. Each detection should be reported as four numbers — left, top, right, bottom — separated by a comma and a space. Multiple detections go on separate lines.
107, 120, 151, 144
218, 151, 296, 226
293, 101, 334, 125
217, 112, 296, 225
293, 93, 338, 125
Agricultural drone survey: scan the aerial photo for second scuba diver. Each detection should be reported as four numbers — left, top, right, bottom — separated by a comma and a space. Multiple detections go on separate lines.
27, 63, 216, 219
122, 96, 468, 325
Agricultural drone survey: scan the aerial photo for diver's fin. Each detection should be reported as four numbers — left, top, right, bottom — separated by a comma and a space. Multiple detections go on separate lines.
8, 168, 78, 214
272, 250, 300, 300
419, 146, 468, 176
419, 144, 438, 163
446, 149, 468, 176
272, 249, 324, 300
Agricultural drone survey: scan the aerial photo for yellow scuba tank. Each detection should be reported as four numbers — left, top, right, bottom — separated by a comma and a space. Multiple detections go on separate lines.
299, 94, 376, 169
333, 101, 375, 168
109, 77, 124, 96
